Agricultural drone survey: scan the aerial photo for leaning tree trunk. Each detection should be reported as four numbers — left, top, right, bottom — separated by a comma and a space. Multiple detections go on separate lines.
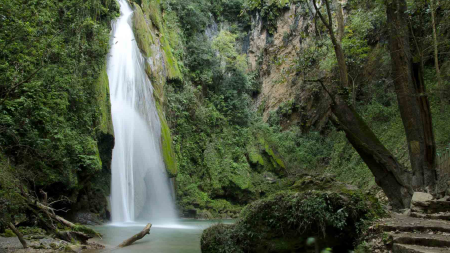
331, 97, 413, 208
312, 0, 415, 209
8, 223, 27, 249
386, 0, 437, 192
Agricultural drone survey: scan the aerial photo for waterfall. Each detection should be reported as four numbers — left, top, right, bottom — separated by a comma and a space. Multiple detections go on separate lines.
107, 0, 177, 224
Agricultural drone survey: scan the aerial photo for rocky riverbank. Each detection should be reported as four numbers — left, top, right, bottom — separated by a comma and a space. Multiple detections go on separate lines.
0, 234, 104, 253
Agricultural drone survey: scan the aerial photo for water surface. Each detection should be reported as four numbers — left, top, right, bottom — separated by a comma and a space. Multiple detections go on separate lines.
87, 220, 234, 253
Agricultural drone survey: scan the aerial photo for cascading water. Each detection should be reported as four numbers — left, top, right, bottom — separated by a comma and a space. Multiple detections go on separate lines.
108, 0, 177, 224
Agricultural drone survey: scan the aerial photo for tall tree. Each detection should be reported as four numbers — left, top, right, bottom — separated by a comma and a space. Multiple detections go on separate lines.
386, 0, 437, 191
312, 0, 413, 209
312, 0, 438, 208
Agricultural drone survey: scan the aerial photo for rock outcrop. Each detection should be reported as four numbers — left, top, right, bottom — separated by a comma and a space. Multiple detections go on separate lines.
201, 190, 384, 253
248, 3, 332, 131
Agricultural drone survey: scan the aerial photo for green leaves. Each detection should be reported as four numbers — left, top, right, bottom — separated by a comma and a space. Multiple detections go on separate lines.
0, 0, 118, 189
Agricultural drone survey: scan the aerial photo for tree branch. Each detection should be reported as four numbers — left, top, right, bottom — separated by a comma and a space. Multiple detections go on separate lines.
312, 0, 332, 32
305, 79, 336, 105
8, 223, 27, 249
118, 223, 152, 248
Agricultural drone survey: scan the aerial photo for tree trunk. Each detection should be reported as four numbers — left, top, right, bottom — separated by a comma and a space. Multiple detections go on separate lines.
334, 0, 345, 42
386, 0, 437, 192
312, 0, 349, 89
118, 223, 152, 248
313, 0, 414, 208
331, 97, 413, 209
8, 223, 27, 249
430, 0, 444, 103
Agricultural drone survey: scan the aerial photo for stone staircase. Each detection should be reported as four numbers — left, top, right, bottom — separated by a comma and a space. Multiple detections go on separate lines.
378, 193, 450, 253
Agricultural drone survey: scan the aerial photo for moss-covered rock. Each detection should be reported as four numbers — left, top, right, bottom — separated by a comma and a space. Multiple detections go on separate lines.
201, 190, 385, 253
157, 103, 178, 177
131, 0, 181, 177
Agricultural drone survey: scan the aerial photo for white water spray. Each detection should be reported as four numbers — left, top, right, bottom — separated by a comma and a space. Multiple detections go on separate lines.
108, 0, 177, 224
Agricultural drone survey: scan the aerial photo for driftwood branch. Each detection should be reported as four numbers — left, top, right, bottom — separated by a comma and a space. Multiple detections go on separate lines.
8, 223, 27, 249
118, 223, 152, 248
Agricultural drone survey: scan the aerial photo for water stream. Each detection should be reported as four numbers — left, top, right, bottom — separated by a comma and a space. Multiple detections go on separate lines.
107, 0, 177, 225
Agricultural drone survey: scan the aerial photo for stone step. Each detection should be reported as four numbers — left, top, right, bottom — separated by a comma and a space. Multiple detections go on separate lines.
410, 192, 450, 214
411, 212, 450, 221
379, 215, 450, 233
393, 244, 450, 253
412, 200, 450, 214
389, 232, 450, 248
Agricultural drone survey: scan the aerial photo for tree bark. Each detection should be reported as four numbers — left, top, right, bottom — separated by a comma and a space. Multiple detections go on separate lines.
334, 0, 345, 43
118, 223, 152, 248
8, 223, 27, 249
330, 96, 413, 208
386, 0, 437, 192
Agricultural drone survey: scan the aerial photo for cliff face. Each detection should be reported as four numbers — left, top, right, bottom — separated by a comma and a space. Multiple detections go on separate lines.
248, 2, 331, 131
131, 0, 180, 177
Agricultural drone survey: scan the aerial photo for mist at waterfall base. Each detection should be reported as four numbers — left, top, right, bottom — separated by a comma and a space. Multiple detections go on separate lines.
107, 0, 178, 227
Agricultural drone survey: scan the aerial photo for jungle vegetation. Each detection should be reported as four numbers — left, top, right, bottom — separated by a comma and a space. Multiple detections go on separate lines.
1, 0, 450, 241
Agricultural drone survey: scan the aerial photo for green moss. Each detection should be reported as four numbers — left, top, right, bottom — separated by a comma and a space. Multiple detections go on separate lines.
94, 64, 114, 136
263, 143, 285, 169
141, 0, 163, 32
72, 225, 101, 237
132, 3, 155, 58
2, 229, 15, 237
249, 149, 264, 166
18, 226, 46, 236
156, 103, 178, 177
202, 190, 384, 253
146, 62, 164, 103
161, 35, 182, 80
137, 0, 182, 80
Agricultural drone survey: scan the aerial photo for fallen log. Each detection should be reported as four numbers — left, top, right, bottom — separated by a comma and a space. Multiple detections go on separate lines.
8, 223, 27, 249
17, 190, 100, 243
118, 223, 152, 248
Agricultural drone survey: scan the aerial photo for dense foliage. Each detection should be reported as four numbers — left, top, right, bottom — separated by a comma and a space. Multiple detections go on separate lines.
0, 0, 118, 220
156, 0, 450, 217
1, 0, 449, 233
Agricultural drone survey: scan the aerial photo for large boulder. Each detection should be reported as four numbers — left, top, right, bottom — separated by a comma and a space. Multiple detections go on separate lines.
201, 190, 385, 253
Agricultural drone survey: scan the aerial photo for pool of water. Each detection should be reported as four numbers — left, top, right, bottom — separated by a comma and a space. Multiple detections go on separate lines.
86, 219, 234, 253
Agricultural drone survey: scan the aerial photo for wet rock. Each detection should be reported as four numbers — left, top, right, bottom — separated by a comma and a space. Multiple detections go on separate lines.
72, 212, 102, 226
